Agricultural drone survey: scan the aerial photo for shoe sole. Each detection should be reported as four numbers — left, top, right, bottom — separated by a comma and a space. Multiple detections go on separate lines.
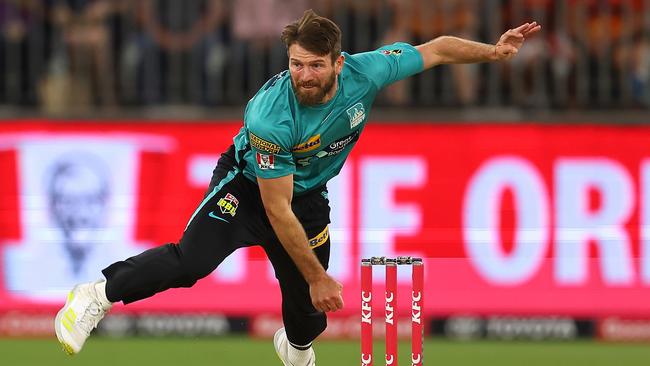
54, 287, 78, 356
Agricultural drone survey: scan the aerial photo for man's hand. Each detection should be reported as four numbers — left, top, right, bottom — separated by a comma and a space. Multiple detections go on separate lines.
309, 274, 344, 312
493, 22, 542, 61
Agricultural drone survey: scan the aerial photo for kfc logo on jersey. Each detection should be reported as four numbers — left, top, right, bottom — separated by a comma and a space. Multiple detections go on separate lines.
256, 152, 275, 170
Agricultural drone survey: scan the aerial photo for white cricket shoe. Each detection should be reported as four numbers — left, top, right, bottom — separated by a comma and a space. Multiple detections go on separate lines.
273, 328, 316, 366
54, 281, 112, 355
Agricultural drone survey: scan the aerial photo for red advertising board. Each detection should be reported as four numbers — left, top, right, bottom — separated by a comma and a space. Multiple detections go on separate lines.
1, 121, 650, 317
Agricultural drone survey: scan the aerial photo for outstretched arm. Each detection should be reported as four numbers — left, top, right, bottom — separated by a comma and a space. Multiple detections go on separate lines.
415, 22, 541, 69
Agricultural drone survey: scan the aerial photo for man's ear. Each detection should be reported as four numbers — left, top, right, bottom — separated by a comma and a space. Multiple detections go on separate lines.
336, 55, 345, 73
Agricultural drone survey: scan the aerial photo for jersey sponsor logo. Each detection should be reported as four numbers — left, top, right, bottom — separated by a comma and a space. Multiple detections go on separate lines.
249, 132, 281, 154
217, 193, 239, 217
296, 130, 360, 166
346, 102, 365, 129
321, 129, 360, 156
308, 226, 329, 249
292, 134, 321, 153
380, 49, 402, 56
256, 152, 275, 170
296, 156, 312, 167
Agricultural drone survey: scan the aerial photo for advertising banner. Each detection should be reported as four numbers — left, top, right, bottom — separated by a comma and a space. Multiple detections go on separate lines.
1, 121, 650, 317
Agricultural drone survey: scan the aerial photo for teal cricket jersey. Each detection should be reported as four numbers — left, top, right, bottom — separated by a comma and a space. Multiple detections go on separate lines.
232, 42, 424, 194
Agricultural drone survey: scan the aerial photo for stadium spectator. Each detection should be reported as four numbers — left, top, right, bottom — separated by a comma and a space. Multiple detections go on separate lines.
629, 33, 650, 106
120, 0, 227, 104
311, 0, 391, 53
229, 0, 307, 100
502, 0, 552, 107
0, 0, 47, 105
40, 0, 116, 113
562, 0, 646, 107
2, 1, 648, 113
380, 0, 480, 105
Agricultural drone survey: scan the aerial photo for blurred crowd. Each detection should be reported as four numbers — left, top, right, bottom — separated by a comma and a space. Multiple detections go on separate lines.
0, 0, 649, 113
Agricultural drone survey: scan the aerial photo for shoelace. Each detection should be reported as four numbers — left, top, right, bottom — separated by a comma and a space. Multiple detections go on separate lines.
76, 302, 105, 335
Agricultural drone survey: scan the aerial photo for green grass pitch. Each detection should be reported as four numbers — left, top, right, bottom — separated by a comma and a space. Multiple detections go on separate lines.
1, 337, 649, 366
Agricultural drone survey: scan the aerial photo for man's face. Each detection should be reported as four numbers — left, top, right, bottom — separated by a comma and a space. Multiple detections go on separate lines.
288, 43, 343, 106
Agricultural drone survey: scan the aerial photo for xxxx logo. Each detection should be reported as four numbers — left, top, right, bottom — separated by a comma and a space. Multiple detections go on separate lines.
308, 226, 329, 249
361, 354, 372, 365
292, 134, 321, 153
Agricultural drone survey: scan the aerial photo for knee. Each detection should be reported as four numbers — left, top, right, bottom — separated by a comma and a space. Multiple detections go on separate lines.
158, 243, 204, 288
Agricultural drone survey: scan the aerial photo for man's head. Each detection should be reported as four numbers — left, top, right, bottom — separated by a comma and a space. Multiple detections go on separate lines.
281, 9, 344, 106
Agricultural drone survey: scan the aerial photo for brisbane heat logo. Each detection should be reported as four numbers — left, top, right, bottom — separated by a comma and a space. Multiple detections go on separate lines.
346, 102, 365, 129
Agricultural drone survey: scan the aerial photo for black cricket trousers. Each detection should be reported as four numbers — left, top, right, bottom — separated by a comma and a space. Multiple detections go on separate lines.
102, 145, 332, 345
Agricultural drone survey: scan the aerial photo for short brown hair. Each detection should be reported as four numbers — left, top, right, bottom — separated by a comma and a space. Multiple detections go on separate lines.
281, 9, 342, 63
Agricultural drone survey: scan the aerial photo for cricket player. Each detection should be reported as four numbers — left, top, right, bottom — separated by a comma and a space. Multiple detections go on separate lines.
55, 9, 540, 365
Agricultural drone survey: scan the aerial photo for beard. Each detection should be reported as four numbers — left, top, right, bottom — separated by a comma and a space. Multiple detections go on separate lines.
292, 72, 337, 106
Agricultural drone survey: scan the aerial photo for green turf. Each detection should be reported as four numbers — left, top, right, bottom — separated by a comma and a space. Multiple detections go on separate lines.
1, 337, 649, 366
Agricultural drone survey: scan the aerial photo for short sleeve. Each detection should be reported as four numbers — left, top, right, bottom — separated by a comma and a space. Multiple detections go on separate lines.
347, 42, 424, 89
247, 124, 295, 179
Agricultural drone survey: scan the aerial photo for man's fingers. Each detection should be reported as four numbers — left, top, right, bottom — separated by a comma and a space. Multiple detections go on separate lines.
512, 22, 531, 33
500, 32, 523, 46
511, 21, 541, 37
327, 294, 344, 312
314, 296, 344, 313
523, 24, 542, 37
494, 21, 541, 61
318, 302, 333, 312
334, 295, 343, 311
314, 301, 330, 312
311, 277, 345, 312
